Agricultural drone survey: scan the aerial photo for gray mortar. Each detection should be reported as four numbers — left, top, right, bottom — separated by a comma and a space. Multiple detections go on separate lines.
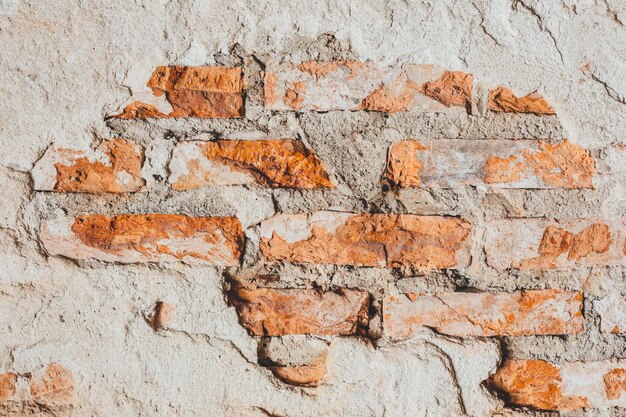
1, 1, 626, 416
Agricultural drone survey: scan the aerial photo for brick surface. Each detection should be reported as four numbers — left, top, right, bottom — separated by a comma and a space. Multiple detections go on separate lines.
169, 140, 333, 189
29, 364, 75, 405
0, 373, 17, 402
231, 287, 369, 336
114, 66, 243, 118
485, 218, 625, 270
386, 139, 594, 189
41, 214, 243, 265
595, 294, 626, 333
265, 61, 472, 113
488, 359, 626, 410
384, 290, 583, 337
488, 86, 555, 115
259, 212, 472, 268
269, 354, 327, 387
32, 138, 144, 193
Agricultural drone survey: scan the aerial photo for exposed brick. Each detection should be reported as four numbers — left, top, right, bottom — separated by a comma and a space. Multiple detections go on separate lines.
259, 212, 472, 268
488, 359, 626, 410
32, 138, 144, 193
114, 66, 243, 118
595, 294, 626, 333
148, 301, 176, 331
231, 287, 369, 336
385, 139, 594, 189
488, 86, 555, 115
269, 353, 327, 387
41, 214, 243, 265
265, 61, 472, 113
29, 364, 75, 405
0, 372, 17, 402
485, 218, 625, 270
169, 140, 333, 190
384, 290, 583, 337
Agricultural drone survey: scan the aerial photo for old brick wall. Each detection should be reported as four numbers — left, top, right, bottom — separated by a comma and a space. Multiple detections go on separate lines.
1, 1, 625, 416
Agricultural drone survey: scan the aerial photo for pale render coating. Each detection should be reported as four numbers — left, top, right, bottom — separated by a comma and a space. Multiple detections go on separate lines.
1, 0, 625, 416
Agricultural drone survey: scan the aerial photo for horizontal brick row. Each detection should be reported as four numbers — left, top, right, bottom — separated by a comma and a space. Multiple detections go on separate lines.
259, 212, 472, 269
107, 64, 559, 119
386, 139, 594, 189
488, 359, 626, 410
0, 364, 74, 406
41, 214, 244, 265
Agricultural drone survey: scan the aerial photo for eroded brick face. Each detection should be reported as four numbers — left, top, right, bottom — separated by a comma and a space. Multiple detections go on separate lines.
259, 212, 472, 268
488, 86, 555, 115
595, 294, 626, 333
29, 364, 75, 405
489, 359, 626, 410
231, 287, 369, 336
169, 140, 333, 189
270, 354, 327, 387
0, 373, 17, 402
485, 218, 625, 270
386, 139, 594, 189
384, 290, 583, 337
265, 61, 472, 113
114, 66, 243, 118
32, 139, 145, 193
41, 214, 243, 265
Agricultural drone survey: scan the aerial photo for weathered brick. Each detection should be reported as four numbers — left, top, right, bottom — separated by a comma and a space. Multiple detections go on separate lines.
147, 301, 176, 331
29, 364, 75, 405
488, 359, 626, 410
270, 353, 327, 387
32, 138, 144, 193
41, 214, 243, 265
488, 86, 555, 115
169, 140, 333, 189
384, 289, 583, 337
231, 287, 369, 336
386, 139, 594, 189
0, 372, 17, 401
485, 218, 625, 270
595, 294, 626, 333
259, 212, 472, 268
265, 61, 472, 113
114, 66, 243, 118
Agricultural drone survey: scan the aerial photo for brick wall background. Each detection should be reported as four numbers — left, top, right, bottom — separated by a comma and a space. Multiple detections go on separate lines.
1, 1, 625, 416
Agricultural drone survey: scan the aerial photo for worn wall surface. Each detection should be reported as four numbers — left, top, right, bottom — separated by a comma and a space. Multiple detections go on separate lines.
1, 0, 625, 416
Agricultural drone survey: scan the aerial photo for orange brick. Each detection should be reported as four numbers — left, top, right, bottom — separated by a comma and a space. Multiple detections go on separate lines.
169, 140, 333, 189
265, 61, 472, 113
269, 353, 327, 387
41, 214, 243, 265
0, 372, 17, 401
114, 66, 243, 118
29, 364, 75, 405
488, 86, 555, 115
231, 287, 369, 336
385, 139, 594, 189
384, 290, 583, 337
260, 212, 471, 269
32, 139, 144, 193
485, 218, 625, 270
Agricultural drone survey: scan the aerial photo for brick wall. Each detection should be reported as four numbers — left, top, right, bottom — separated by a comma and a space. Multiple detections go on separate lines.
1, 4, 625, 415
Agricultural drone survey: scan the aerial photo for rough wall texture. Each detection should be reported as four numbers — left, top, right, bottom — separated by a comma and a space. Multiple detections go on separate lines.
1, 0, 625, 416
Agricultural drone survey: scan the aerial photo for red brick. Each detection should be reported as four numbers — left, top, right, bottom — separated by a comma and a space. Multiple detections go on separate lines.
488, 86, 555, 115
29, 364, 75, 405
231, 287, 369, 336
169, 140, 333, 189
41, 214, 243, 265
260, 212, 471, 269
113, 66, 243, 118
386, 139, 594, 189
32, 138, 145, 193
485, 218, 625, 270
0, 372, 17, 402
384, 289, 583, 337
488, 359, 626, 410
265, 61, 472, 113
